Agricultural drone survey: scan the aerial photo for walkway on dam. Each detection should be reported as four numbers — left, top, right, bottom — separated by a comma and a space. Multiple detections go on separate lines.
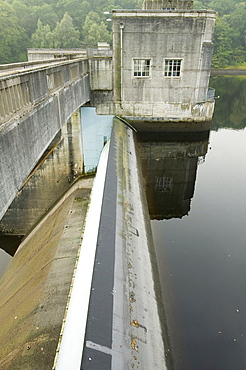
0, 119, 171, 370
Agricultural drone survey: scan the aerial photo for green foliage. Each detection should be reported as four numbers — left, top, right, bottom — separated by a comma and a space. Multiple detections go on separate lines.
212, 15, 235, 68
1, 0, 245, 66
52, 12, 80, 47
193, 0, 246, 67
32, 12, 80, 48
0, 1, 27, 63
31, 20, 54, 48
210, 76, 246, 130
82, 12, 111, 46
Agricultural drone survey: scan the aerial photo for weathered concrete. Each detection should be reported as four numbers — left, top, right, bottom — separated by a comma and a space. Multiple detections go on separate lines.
80, 119, 171, 369
0, 176, 93, 370
0, 60, 90, 221
89, 58, 113, 91
94, 7, 216, 126
143, 0, 194, 10
27, 49, 87, 62
0, 111, 84, 236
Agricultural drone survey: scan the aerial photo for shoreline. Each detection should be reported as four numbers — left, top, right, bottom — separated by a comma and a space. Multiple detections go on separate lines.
211, 68, 246, 76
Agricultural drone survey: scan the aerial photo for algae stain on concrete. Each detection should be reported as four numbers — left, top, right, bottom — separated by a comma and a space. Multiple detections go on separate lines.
0, 178, 93, 370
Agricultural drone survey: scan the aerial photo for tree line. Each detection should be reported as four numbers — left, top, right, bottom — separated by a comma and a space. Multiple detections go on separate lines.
194, 0, 246, 67
0, 0, 245, 67
210, 76, 246, 129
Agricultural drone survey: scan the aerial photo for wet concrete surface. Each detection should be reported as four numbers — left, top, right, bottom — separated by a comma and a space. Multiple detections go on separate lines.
0, 177, 93, 370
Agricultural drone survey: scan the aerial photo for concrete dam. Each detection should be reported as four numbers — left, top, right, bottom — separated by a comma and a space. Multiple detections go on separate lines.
0, 1, 216, 368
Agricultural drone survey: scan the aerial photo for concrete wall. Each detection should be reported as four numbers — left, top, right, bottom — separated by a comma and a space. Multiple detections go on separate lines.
142, 0, 194, 10
0, 60, 90, 221
27, 48, 87, 61
113, 10, 215, 117
93, 9, 215, 123
0, 112, 84, 236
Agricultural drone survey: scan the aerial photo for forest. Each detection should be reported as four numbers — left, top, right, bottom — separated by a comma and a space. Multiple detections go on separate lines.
0, 0, 245, 67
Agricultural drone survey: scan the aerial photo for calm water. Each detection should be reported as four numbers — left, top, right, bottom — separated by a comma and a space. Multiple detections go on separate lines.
0, 250, 11, 279
0, 77, 245, 370
147, 76, 246, 369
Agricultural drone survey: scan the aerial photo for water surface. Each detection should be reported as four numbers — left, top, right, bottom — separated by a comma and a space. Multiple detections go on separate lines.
149, 76, 246, 369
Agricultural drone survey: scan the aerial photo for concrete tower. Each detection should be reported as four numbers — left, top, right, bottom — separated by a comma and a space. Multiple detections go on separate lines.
92, 0, 216, 131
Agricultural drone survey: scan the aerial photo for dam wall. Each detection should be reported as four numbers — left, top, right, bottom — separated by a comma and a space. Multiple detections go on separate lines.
0, 60, 90, 220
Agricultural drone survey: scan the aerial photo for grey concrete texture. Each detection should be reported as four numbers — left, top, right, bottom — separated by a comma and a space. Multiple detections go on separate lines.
143, 0, 194, 10
0, 177, 93, 370
91, 8, 215, 121
89, 58, 113, 91
110, 119, 171, 368
0, 61, 90, 221
113, 13, 215, 102
94, 9, 216, 122
0, 112, 84, 236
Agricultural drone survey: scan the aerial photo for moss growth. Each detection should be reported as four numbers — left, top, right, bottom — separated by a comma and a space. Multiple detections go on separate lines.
0, 181, 91, 369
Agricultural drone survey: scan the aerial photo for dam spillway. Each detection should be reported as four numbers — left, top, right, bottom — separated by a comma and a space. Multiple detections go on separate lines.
0, 119, 170, 370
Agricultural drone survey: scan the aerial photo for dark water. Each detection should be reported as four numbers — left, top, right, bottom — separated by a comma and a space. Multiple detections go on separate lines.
143, 76, 246, 370
0, 236, 23, 278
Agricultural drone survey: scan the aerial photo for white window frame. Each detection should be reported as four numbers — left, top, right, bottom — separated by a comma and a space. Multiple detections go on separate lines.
155, 177, 173, 192
164, 59, 182, 78
133, 59, 151, 78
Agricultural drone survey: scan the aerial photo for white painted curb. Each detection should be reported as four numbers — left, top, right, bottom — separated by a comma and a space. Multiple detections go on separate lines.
55, 141, 110, 370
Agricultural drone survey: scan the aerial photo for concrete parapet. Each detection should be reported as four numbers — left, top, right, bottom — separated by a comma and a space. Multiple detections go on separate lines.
95, 100, 215, 126
27, 48, 87, 61
0, 60, 90, 221
79, 119, 171, 369
0, 59, 89, 129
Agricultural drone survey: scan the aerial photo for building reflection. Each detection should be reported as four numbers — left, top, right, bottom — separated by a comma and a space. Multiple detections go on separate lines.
138, 131, 210, 220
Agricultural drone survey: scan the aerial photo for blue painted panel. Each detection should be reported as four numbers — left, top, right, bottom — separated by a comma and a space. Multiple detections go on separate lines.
81, 108, 113, 173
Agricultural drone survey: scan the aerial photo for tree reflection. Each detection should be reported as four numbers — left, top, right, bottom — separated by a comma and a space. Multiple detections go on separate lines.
211, 76, 246, 130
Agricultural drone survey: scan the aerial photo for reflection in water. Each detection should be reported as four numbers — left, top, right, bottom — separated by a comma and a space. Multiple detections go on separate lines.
138, 132, 209, 220
211, 76, 246, 131
149, 127, 246, 370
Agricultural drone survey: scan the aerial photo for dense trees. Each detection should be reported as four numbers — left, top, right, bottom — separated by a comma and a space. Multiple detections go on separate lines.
0, 1, 27, 62
194, 0, 246, 67
0, 0, 245, 66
